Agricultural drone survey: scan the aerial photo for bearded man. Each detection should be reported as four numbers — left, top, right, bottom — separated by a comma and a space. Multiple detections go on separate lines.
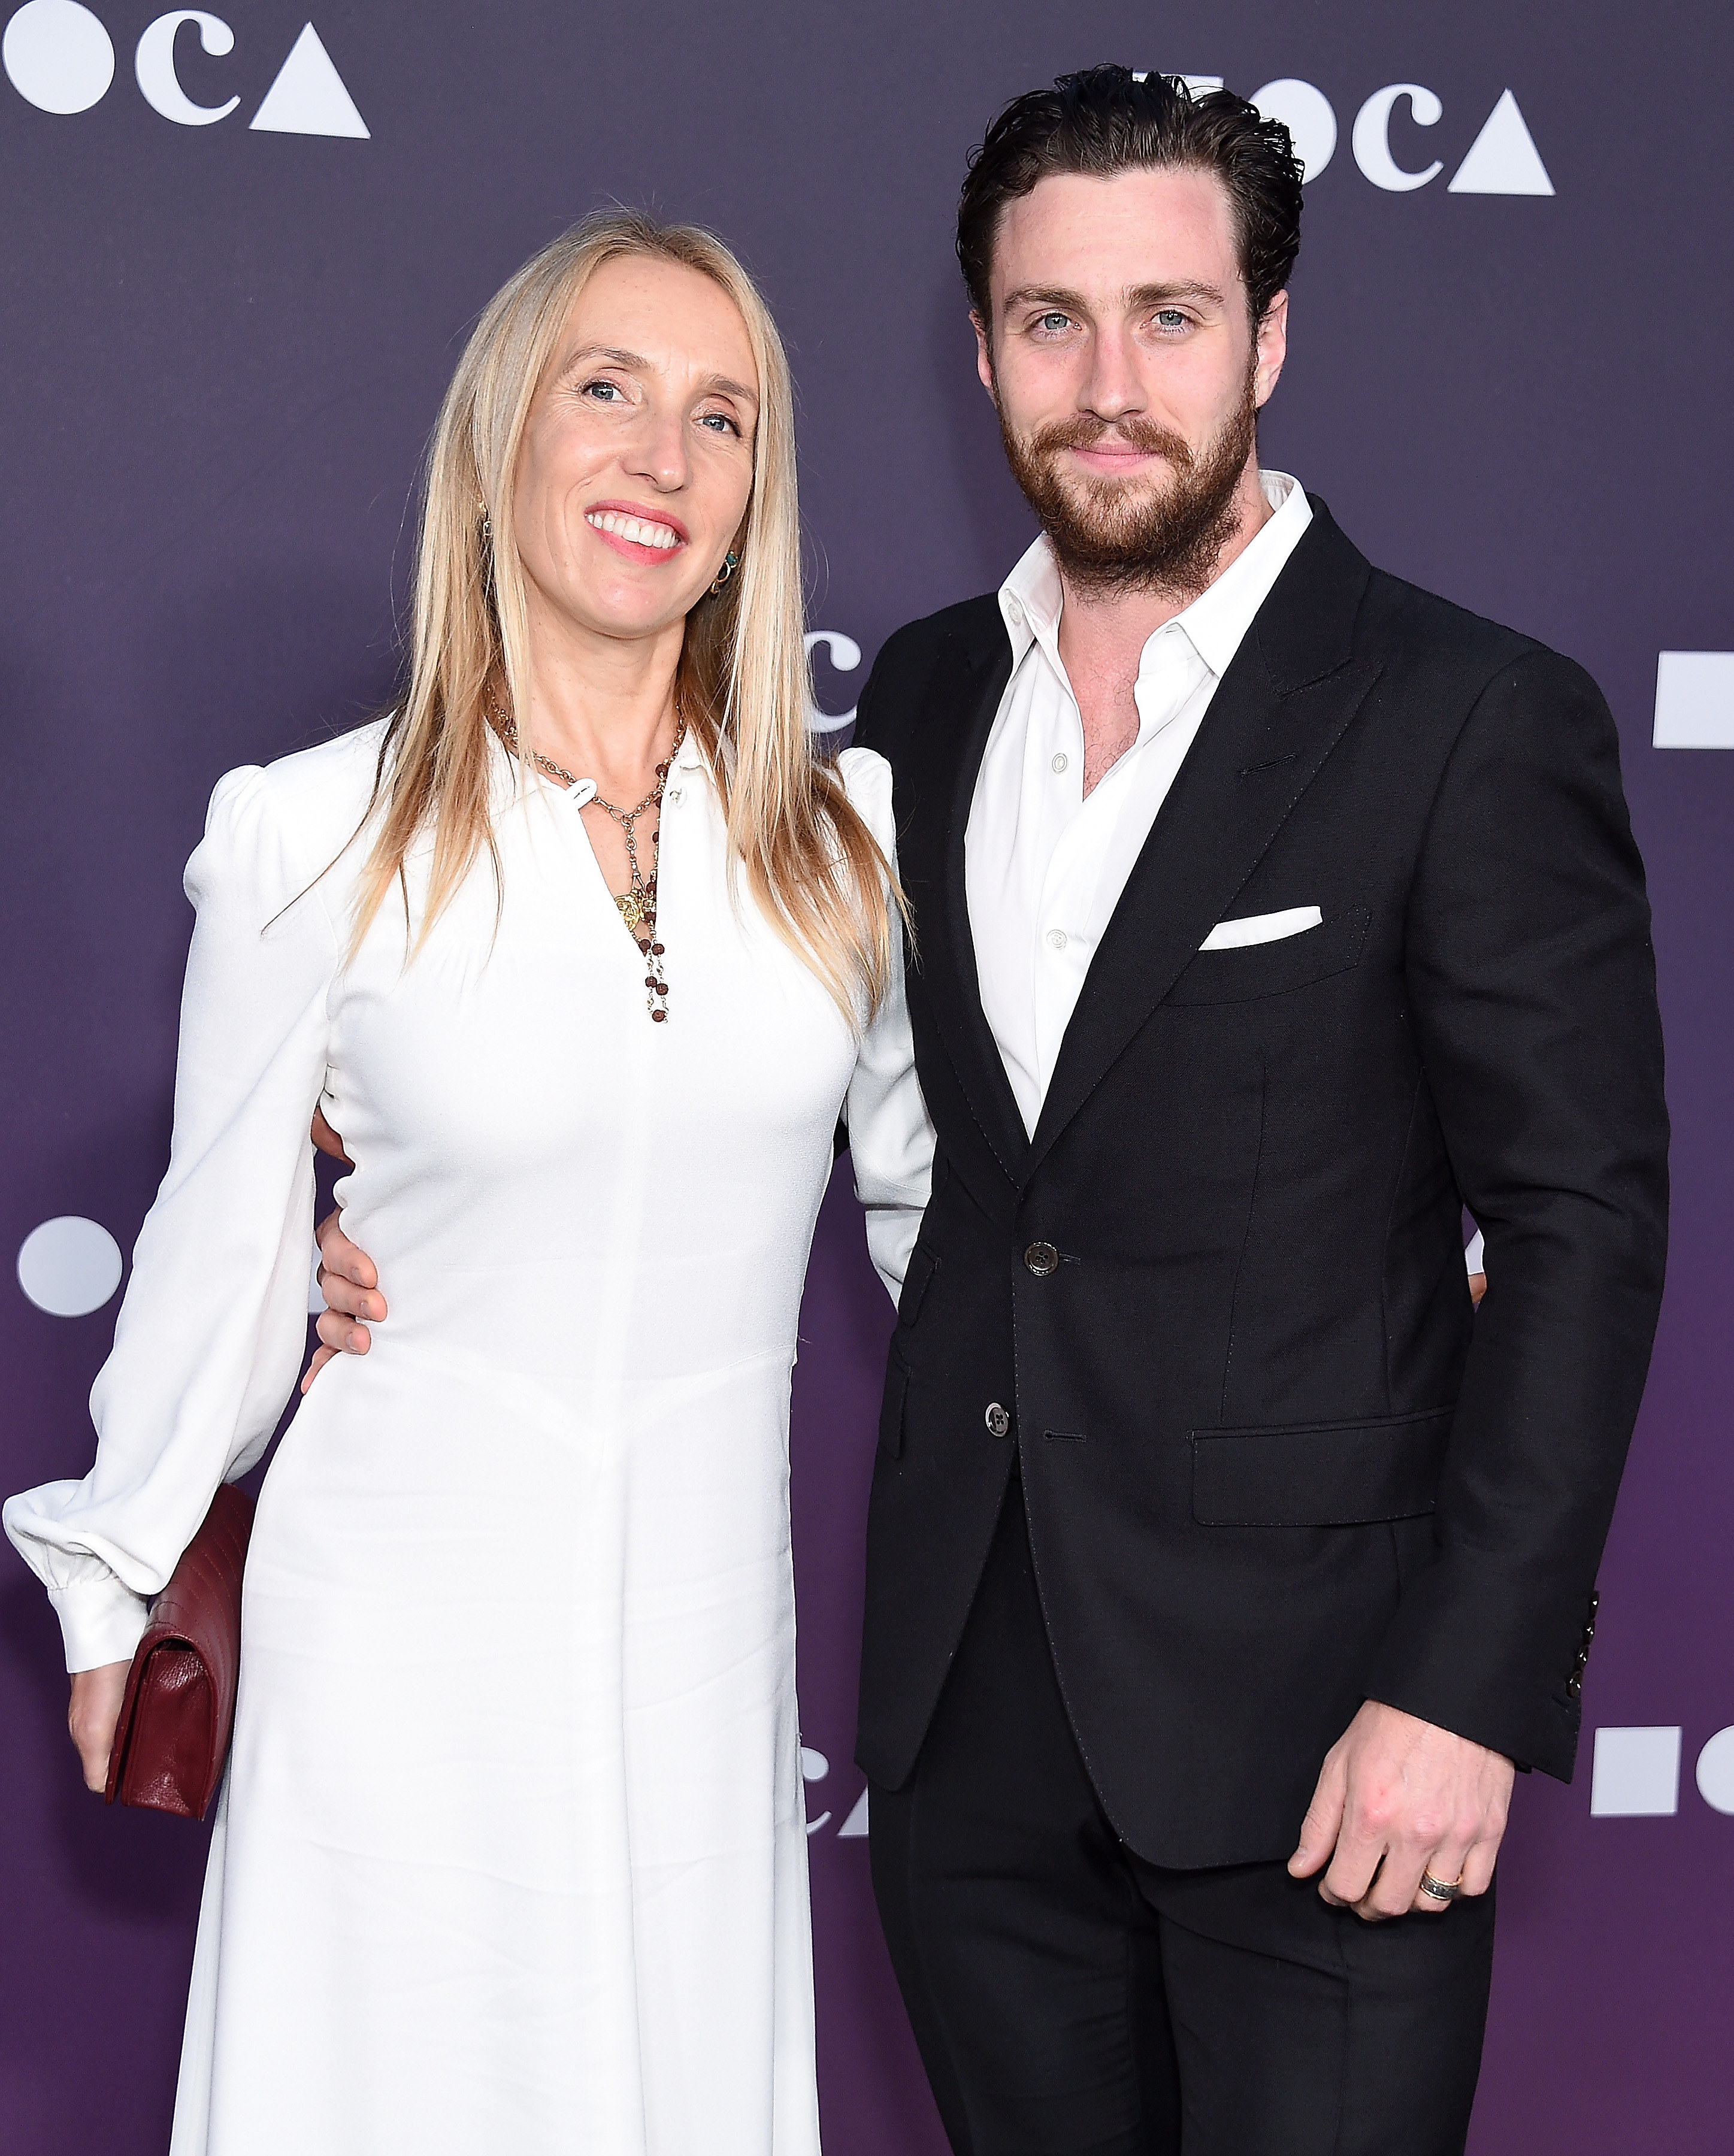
846, 65, 1668, 2156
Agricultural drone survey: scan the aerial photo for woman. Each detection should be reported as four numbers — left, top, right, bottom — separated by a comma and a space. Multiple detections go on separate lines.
4, 212, 930, 2155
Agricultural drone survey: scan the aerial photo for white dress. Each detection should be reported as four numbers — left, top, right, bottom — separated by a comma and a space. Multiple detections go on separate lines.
4, 720, 932, 2156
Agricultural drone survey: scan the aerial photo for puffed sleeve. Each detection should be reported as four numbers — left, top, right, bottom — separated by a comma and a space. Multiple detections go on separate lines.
836, 746, 934, 1303
3, 764, 340, 1671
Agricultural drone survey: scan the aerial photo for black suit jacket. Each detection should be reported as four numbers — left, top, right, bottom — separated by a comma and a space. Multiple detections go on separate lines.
851, 500, 1669, 1869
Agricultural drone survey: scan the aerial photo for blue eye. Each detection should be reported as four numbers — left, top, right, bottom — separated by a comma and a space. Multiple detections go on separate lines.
1038, 313, 1072, 333
1154, 309, 1188, 331
698, 413, 739, 436
582, 380, 623, 401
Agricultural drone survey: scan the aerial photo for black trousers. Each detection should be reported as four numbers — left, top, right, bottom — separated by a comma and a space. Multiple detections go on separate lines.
869, 1476, 1496, 2156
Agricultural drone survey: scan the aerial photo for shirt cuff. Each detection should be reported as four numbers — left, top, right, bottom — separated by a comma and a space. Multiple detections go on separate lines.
49, 1576, 150, 1673
864, 1204, 924, 1305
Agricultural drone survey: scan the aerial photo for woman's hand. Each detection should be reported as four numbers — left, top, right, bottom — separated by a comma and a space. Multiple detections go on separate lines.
68, 1661, 131, 1792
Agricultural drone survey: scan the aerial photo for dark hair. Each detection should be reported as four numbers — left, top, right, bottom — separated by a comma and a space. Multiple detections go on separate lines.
957, 66, 1304, 329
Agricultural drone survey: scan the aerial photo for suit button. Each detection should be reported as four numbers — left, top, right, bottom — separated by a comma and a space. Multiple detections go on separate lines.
1024, 1241, 1059, 1277
985, 1403, 1011, 1437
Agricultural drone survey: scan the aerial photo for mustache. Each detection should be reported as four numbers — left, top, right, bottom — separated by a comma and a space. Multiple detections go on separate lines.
996, 365, 1260, 604
1024, 414, 1197, 470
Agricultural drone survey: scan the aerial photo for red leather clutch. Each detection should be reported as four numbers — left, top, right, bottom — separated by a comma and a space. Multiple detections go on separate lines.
104, 1483, 254, 1820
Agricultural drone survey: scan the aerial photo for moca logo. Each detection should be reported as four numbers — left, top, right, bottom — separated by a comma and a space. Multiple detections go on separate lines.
2, 1, 367, 138
1162, 73, 1552, 196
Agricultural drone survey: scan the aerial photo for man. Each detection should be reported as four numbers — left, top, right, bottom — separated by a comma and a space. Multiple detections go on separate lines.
315, 67, 1667, 2155
845, 65, 1665, 2156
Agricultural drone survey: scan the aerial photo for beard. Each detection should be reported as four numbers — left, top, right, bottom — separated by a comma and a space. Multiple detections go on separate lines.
997, 368, 1260, 602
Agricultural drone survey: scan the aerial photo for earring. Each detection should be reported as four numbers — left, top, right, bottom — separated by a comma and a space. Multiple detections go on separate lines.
477, 501, 492, 543
708, 550, 740, 596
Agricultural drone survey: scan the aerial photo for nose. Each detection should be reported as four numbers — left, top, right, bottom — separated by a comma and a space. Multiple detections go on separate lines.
1079, 322, 1146, 426
622, 401, 689, 494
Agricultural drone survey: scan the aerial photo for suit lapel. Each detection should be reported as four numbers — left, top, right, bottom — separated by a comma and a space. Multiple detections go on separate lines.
1025, 502, 1381, 1180
897, 616, 1031, 1190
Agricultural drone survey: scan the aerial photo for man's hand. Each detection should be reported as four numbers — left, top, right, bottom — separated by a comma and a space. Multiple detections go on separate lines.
68, 1661, 131, 1792
304, 1208, 386, 1391
1288, 1700, 1514, 1920
303, 1109, 385, 1394
311, 1105, 352, 1166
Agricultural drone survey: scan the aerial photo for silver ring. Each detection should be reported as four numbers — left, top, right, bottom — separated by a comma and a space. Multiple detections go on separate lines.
1418, 1870, 1463, 1903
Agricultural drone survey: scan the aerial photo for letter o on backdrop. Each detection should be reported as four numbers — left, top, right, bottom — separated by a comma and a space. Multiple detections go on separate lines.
1352, 83, 1445, 192
17, 1216, 124, 1317
135, 8, 238, 125
1250, 78, 1337, 183
1696, 1727, 1734, 1815
2, 0, 115, 113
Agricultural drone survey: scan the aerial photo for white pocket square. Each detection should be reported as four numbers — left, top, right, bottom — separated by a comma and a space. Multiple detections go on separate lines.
1199, 906, 1324, 951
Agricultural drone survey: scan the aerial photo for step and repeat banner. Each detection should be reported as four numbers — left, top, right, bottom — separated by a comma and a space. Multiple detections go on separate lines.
2, 4, 1729, 2151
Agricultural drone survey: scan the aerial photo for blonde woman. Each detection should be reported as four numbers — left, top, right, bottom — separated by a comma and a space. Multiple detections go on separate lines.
4, 214, 930, 2155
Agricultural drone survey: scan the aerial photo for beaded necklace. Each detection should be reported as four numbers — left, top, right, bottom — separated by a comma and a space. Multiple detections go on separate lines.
492, 703, 684, 1024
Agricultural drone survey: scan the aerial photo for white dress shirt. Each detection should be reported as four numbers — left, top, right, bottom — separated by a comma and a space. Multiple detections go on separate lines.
965, 470, 1314, 1136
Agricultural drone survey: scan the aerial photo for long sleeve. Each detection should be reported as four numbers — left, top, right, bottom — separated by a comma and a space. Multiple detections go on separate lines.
1364, 649, 1669, 1775
4, 764, 340, 1670
836, 747, 934, 1303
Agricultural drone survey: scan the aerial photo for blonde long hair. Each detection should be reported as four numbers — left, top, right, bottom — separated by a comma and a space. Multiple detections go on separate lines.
353, 210, 899, 1021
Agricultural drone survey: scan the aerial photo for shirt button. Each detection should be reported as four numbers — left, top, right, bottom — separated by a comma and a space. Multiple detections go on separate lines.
985, 1403, 1012, 1438
1051, 752, 1069, 774
1046, 928, 1068, 951
1024, 1241, 1060, 1277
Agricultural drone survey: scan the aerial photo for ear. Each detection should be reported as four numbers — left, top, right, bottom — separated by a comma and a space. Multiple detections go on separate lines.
971, 311, 997, 399
1253, 290, 1289, 409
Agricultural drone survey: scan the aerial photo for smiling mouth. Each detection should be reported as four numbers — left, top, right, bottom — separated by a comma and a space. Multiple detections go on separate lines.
586, 508, 684, 552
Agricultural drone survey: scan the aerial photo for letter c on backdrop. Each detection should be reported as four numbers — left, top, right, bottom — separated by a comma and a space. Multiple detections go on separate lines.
135, 9, 238, 125
1352, 83, 1444, 192
805, 630, 862, 732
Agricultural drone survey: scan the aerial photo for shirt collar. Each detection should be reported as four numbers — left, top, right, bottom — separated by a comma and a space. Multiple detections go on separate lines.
998, 531, 1063, 669
997, 470, 1314, 683
1167, 471, 1311, 679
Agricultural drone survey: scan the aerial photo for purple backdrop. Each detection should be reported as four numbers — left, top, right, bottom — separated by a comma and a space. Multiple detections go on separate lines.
4, 4, 1731, 2151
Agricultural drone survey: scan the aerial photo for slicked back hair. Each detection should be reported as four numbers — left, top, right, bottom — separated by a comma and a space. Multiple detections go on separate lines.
958, 66, 1304, 331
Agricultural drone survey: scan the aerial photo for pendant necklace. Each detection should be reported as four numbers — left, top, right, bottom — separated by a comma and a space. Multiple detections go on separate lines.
491, 701, 686, 1024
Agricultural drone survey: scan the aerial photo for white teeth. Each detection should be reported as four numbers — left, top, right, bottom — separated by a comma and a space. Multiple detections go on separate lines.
586, 510, 680, 551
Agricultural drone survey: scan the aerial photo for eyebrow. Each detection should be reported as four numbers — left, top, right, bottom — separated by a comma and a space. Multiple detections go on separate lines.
1127, 279, 1228, 310
560, 343, 759, 407
701, 372, 759, 407
1000, 280, 1230, 315
562, 343, 649, 375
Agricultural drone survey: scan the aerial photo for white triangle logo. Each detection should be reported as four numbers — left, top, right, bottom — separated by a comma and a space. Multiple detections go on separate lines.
836, 1787, 870, 1837
1448, 90, 1553, 196
250, 23, 370, 140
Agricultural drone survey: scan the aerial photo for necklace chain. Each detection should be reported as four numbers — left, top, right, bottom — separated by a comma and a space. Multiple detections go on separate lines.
490, 700, 685, 1025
